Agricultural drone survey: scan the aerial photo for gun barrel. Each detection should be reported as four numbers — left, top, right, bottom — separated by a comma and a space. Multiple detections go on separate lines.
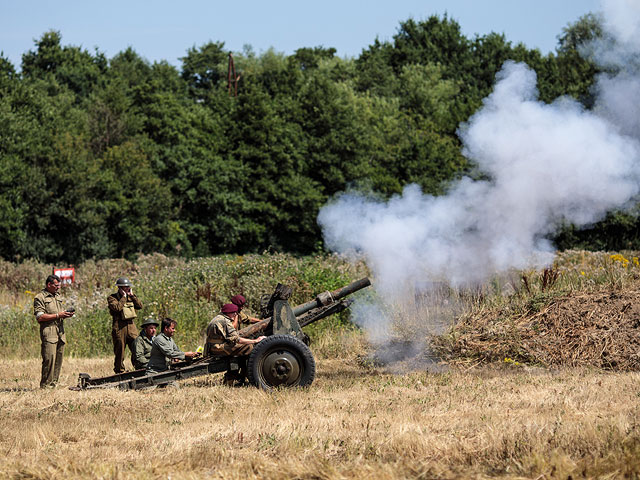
292, 277, 371, 317
238, 277, 371, 338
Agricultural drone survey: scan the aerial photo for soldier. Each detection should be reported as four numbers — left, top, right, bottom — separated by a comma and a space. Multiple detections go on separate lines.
146, 318, 196, 374
33, 275, 75, 388
107, 277, 143, 374
133, 317, 158, 370
230, 294, 262, 329
204, 303, 266, 385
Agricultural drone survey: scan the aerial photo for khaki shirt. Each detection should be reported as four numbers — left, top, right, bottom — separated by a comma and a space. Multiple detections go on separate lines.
204, 314, 242, 356
205, 314, 239, 347
238, 311, 252, 329
134, 333, 154, 369
146, 333, 185, 372
33, 289, 66, 344
107, 291, 143, 323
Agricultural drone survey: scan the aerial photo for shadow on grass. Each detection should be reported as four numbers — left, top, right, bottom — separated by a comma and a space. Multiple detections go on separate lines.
0, 387, 37, 392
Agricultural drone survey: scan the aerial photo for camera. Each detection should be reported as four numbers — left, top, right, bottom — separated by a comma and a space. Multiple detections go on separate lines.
66, 307, 76, 313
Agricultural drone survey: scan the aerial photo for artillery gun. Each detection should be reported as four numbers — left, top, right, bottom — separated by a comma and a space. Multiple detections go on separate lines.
73, 277, 371, 391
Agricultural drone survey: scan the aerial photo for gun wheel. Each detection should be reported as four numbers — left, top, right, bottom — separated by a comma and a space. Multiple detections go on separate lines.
247, 334, 316, 389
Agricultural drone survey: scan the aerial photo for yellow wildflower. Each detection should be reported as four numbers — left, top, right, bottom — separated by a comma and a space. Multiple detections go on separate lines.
610, 254, 630, 265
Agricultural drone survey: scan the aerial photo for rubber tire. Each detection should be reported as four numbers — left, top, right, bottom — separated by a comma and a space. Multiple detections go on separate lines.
247, 334, 316, 390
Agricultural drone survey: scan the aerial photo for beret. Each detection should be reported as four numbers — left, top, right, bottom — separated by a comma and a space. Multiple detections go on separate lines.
221, 303, 239, 314
230, 294, 246, 307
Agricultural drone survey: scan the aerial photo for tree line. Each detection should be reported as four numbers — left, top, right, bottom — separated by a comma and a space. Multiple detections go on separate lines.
0, 13, 631, 264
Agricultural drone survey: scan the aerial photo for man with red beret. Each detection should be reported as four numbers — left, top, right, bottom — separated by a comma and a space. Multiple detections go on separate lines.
204, 303, 266, 386
230, 294, 261, 330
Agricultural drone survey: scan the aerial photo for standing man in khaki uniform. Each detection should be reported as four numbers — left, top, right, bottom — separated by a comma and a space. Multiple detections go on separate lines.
33, 274, 75, 388
107, 277, 142, 374
204, 303, 265, 385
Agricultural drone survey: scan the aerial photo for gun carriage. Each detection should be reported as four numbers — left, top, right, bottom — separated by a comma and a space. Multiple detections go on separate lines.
73, 277, 371, 391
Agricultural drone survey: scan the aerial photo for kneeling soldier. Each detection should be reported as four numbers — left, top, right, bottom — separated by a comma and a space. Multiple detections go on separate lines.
134, 317, 158, 370
204, 303, 266, 385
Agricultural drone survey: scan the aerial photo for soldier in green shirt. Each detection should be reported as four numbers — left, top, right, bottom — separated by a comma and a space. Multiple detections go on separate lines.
33, 275, 75, 388
146, 318, 196, 374
133, 317, 158, 370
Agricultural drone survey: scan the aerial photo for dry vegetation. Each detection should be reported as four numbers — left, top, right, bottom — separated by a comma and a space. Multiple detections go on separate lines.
1, 356, 640, 479
2, 250, 640, 478
433, 251, 640, 372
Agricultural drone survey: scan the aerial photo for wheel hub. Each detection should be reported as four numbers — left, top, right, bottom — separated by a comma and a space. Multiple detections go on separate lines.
261, 350, 300, 386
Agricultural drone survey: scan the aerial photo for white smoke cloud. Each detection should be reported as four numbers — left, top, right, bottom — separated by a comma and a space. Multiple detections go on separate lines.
601, 0, 640, 51
592, 0, 640, 137
596, 72, 640, 137
318, 0, 640, 344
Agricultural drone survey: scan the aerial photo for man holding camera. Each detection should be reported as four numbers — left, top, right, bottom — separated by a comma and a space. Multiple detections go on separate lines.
33, 274, 75, 388
107, 277, 143, 374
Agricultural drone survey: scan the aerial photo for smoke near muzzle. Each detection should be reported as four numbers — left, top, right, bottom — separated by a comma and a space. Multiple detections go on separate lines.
318, 0, 640, 351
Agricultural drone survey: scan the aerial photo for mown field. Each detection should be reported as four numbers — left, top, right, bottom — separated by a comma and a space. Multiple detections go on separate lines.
1, 251, 640, 479
1, 358, 639, 479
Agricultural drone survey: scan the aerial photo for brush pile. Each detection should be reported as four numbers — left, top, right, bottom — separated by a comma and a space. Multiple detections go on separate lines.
435, 289, 640, 371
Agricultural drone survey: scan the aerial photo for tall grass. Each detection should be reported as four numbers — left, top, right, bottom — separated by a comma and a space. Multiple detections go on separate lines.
0, 253, 368, 358
3, 249, 640, 360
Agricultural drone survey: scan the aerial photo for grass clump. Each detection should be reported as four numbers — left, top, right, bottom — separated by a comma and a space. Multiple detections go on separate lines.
432, 250, 640, 370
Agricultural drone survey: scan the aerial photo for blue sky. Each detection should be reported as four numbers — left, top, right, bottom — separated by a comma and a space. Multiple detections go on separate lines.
1, 0, 601, 69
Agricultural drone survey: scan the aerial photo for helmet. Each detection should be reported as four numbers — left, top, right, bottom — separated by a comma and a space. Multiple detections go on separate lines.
140, 317, 159, 328
115, 277, 132, 287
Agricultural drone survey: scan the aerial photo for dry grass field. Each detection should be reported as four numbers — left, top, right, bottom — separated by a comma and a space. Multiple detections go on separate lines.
1, 355, 640, 479
3, 251, 640, 478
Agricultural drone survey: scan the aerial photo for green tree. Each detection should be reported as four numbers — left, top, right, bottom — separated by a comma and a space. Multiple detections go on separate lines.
180, 41, 228, 101
87, 77, 144, 154
97, 141, 175, 257
0, 69, 84, 261
555, 13, 603, 106
109, 47, 153, 89
292, 46, 336, 70
398, 62, 460, 132
0, 54, 16, 84
22, 30, 107, 100
554, 210, 640, 252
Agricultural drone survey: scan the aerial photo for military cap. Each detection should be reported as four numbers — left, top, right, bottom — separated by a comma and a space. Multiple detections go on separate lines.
115, 277, 132, 287
221, 303, 239, 314
230, 294, 246, 308
140, 317, 159, 327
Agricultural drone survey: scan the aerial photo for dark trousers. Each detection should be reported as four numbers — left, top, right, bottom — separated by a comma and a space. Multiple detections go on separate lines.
40, 340, 64, 388
112, 320, 139, 373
